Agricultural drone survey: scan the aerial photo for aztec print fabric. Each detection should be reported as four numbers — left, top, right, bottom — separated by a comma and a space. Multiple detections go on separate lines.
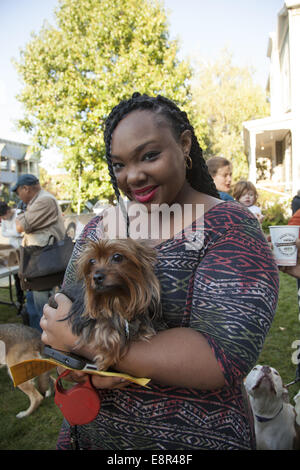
58, 202, 279, 450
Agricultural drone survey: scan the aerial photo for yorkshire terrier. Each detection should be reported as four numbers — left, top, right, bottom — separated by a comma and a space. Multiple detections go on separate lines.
49, 238, 162, 371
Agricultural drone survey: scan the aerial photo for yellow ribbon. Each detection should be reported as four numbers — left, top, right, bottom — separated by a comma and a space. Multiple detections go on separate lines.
9, 358, 151, 388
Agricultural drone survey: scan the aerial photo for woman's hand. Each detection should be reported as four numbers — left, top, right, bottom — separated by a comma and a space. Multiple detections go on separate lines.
280, 238, 300, 279
56, 366, 130, 389
267, 236, 300, 279
40, 293, 79, 351
41, 294, 131, 390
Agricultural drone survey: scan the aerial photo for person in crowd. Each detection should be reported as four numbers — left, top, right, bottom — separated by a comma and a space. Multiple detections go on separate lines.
13, 174, 65, 331
206, 156, 234, 201
0, 201, 24, 310
288, 208, 300, 228
0, 201, 23, 249
287, 210, 300, 319
233, 180, 264, 223
40, 93, 279, 450
292, 190, 300, 215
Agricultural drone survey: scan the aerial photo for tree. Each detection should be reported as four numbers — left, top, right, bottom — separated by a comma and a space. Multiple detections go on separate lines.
39, 167, 73, 200
14, 0, 191, 210
191, 49, 270, 181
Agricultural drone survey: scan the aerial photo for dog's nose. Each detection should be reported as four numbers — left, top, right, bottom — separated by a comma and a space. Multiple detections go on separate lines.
93, 271, 106, 285
261, 365, 271, 374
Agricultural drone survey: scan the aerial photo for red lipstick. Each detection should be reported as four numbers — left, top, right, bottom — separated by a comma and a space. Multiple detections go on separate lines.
132, 185, 159, 203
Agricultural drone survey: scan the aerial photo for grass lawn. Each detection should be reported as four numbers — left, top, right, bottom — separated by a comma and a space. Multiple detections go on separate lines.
0, 272, 299, 450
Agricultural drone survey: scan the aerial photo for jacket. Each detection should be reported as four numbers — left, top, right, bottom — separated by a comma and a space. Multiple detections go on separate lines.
17, 189, 65, 247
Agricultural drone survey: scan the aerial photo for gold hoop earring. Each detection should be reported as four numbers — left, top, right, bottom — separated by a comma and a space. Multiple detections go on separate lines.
185, 155, 193, 170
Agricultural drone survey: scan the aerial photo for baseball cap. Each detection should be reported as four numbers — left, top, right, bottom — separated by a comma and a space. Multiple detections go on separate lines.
12, 174, 39, 192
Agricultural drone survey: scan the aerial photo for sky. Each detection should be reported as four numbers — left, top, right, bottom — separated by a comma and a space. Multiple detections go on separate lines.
0, 0, 284, 171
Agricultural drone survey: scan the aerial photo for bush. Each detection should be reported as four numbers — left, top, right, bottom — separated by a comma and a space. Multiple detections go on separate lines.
261, 202, 290, 232
256, 190, 291, 233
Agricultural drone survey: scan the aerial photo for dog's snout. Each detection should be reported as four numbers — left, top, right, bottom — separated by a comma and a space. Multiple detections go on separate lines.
93, 271, 106, 284
261, 365, 271, 374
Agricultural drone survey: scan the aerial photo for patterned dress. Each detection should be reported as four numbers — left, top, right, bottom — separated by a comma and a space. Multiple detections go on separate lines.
57, 202, 279, 450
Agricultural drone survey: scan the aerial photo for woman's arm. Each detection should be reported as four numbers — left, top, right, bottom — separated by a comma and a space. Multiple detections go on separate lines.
114, 327, 225, 389
188, 216, 279, 387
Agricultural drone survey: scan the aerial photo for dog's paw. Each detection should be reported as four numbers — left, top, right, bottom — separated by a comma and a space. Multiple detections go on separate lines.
94, 354, 111, 371
16, 410, 30, 419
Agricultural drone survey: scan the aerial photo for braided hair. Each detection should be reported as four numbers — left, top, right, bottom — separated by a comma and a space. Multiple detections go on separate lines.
104, 92, 220, 204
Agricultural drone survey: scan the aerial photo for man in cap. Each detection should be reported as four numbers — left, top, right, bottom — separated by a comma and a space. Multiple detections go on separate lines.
13, 174, 66, 331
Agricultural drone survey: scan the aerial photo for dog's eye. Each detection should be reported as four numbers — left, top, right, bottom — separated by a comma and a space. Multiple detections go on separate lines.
89, 258, 96, 265
111, 253, 123, 263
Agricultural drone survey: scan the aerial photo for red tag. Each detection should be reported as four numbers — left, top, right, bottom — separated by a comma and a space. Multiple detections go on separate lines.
54, 370, 101, 426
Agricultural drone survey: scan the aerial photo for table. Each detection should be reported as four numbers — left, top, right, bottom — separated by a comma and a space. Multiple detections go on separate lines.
0, 265, 19, 308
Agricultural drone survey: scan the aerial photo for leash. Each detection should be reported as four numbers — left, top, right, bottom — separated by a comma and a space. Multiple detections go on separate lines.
55, 369, 101, 450
284, 358, 300, 388
285, 376, 300, 388
284, 361, 300, 387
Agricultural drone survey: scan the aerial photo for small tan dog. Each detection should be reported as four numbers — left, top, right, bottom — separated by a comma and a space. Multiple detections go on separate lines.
51, 238, 163, 371
0, 323, 54, 418
245, 365, 300, 450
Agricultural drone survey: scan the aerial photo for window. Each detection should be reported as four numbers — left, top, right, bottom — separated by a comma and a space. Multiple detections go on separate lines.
275, 141, 283, 165
10, 160, 16, 172
280, 33, 291, 112
0, 157, 9, 171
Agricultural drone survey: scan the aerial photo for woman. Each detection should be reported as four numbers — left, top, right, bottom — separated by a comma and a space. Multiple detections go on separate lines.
288, 208, 300, 228
206, 156, 234, 201
292, 190, 300, 215
0, 201, 24, 310
0, 201, 23, 249
41, 93, 279, 450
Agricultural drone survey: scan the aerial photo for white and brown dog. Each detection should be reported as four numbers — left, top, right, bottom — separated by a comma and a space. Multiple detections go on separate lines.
245, 365, 300, 450
0, 323, 54, 418
294, 390, 300, 426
